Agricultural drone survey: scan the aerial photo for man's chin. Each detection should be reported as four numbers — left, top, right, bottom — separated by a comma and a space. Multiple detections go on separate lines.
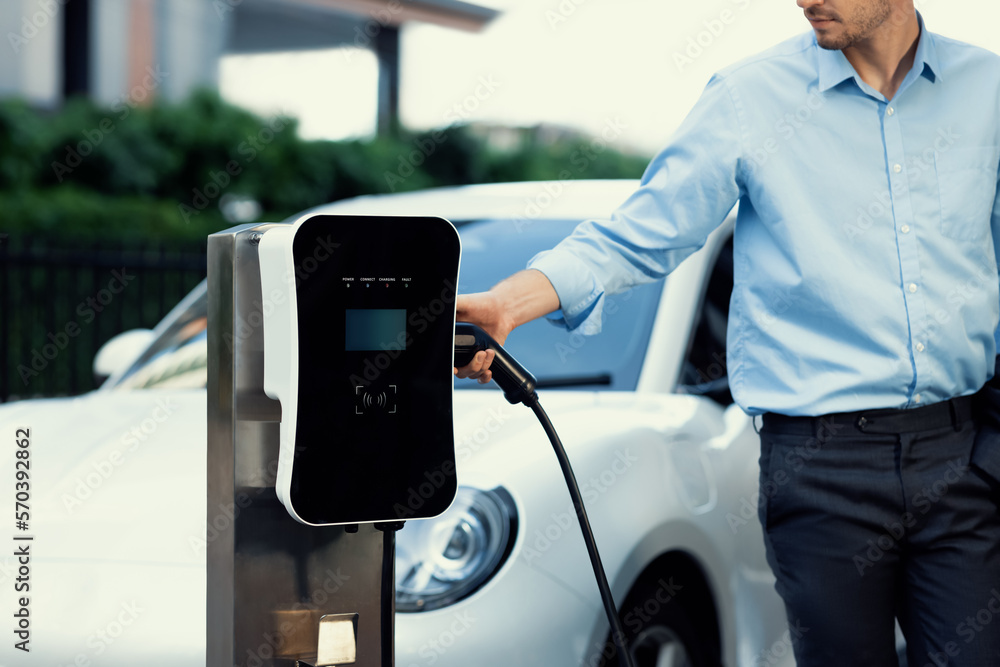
814, 31, 850, 51
816, 39, 846, 51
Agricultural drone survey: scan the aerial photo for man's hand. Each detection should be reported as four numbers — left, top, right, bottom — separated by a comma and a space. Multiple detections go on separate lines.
454, 290, 508, 384
453, 269, 560, 384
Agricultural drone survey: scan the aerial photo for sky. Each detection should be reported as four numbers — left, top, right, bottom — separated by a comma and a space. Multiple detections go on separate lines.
220, 0, 1000, 156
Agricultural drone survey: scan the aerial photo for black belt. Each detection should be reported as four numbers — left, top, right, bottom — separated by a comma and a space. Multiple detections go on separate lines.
761, 394, 975, 435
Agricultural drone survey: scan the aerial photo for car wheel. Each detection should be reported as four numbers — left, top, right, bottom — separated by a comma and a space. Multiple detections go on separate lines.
629, 623, 694, 667
600, 580, 719, 667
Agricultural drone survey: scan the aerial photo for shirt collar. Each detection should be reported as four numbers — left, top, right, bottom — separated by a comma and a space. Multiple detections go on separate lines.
816, 12, 940, 93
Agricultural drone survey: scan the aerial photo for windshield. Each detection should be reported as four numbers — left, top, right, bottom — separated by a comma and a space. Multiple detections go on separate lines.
109, 218, 662, 392
455, 219, 661, 391
111, 288, 208, 391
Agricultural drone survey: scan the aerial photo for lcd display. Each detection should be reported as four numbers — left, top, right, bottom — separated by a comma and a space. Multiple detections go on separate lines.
345, 308, 407, 351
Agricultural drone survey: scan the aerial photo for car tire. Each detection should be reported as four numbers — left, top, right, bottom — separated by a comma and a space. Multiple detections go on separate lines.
599, 580, 720, 667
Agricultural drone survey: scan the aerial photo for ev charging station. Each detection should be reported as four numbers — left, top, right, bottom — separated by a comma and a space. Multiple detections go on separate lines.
207, 215, 460, 667
207, 214, 635, 667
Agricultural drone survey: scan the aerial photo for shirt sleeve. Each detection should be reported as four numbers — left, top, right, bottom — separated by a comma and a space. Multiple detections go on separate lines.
528, 73, 745, 334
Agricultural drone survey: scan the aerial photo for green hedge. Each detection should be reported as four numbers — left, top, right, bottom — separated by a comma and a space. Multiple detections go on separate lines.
0, 91, 651, 241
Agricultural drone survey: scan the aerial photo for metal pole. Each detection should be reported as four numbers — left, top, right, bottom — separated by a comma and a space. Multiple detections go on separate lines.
207, 223, 390, 667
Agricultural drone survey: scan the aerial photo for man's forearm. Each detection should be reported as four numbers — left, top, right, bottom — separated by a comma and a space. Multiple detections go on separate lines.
491, 269, 560, 329
454, 269, 561, 350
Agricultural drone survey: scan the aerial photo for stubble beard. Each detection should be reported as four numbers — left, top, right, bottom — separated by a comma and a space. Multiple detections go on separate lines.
815, 0, 892, 51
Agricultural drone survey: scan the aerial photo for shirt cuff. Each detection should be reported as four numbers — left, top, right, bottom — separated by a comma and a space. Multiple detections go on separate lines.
527, 248, 607, 334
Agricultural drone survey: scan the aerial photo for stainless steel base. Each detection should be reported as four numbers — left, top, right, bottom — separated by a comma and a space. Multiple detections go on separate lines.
207, 223, 390, 667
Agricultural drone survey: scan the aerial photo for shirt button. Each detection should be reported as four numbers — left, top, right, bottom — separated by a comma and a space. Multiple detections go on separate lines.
915, 342, 925, 352
893, 163, 902, 173
900, 224, 911, 234
887, 106, 895, 116
908, 283, 918, 293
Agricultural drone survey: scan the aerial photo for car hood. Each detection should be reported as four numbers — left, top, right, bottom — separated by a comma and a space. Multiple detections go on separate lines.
3, 386, 722, 560
0, 387, 725, 667
0, 390, 721, 563
3, 389, 207, 563
0, 389, 207, 667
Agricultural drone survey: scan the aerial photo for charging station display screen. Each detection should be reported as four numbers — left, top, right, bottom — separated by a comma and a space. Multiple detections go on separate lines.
345, 309, 407, 351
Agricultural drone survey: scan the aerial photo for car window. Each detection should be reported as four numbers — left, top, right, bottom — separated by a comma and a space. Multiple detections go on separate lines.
676, 235, 733, 405
455, 219, 662, 391
109, 289, 208, 391
109, 218, 663, 392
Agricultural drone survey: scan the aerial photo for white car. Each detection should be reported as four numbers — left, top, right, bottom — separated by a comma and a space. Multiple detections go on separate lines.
0, 180, 792, 667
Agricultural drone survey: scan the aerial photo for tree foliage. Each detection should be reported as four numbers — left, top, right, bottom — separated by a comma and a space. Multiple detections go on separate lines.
0, 91, 650, 240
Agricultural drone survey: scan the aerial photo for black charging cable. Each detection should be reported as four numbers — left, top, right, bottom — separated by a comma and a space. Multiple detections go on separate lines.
375, 521, 406, 667
455, 323, 636, 667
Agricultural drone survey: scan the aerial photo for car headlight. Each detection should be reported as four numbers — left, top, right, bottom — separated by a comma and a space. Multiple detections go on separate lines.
395, 486, 517, 612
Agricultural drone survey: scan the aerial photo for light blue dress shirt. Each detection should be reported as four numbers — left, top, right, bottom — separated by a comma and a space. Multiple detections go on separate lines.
529, 22, 1000, 416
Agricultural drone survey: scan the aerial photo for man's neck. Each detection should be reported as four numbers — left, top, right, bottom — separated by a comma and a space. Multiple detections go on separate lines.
842, 8, 921, 100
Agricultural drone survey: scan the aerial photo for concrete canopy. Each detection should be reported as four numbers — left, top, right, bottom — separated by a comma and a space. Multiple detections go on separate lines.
227, 0, 499, 54
226, 0, 500, 134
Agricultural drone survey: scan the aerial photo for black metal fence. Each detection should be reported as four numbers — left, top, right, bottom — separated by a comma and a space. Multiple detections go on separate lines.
0, 234, 207, 402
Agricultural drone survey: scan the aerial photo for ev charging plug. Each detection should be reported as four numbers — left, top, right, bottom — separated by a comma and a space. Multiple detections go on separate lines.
454, 322, 537, 406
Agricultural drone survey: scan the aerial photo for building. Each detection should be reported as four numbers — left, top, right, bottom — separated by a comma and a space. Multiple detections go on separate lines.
0, 0, 499, 134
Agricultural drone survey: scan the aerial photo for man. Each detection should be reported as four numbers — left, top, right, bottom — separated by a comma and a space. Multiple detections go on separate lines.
456, 1, 1000, 665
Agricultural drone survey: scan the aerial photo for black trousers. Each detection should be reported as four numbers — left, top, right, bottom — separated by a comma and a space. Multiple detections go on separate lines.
758, 396, 1000, 666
